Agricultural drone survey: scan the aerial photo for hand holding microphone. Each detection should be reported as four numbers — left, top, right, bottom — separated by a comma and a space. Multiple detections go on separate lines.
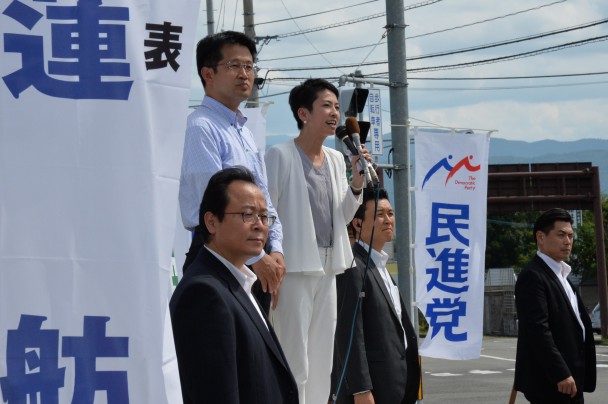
335, 125, 371, 186
344, 117, 379, 186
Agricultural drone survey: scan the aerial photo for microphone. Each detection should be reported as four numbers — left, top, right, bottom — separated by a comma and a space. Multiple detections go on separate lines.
336, 126, 359, 156
345, 117, 379, 185
336, 125, 372, 184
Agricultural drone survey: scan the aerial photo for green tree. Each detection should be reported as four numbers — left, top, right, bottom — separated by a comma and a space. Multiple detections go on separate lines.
485, 198, 608, 282
485, 211, 538, 272
569, 195, 608, 282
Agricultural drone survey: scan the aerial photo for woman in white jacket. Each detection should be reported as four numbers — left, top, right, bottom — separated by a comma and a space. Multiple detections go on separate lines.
265, 78, 366, 404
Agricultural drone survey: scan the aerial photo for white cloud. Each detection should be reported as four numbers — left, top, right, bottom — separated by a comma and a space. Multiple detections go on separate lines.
191, 0, 608, 142
412, 98, 608, 141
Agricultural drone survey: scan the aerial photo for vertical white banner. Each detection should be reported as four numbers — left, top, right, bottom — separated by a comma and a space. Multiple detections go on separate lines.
414, 129, 490, 360
0, 0, 200, 402
367, 88, 382, 155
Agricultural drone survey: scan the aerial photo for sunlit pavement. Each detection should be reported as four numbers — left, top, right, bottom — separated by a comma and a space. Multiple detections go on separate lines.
418, 336, 608, 404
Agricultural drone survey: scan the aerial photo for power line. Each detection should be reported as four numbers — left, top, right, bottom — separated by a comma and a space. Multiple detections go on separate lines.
408, 0, 567, 39
278, 0, 347, 75
253, 78, 608, 99
260, 0, 567, 61
263, 34, 608, 73
267, 71, 608, 82
274, 0, 444, 38
407, 18, 608, 61
277, 12, 385, 38
260, 15, 606, 63
409, 35, 608, 73
256, 0, 379, 25
409, 80, 608, 91
259, 42, 386, 62
409, 71, 608, 80
231, 0, 239, 30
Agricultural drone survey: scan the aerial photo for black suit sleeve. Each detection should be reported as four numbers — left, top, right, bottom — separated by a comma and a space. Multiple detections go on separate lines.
171, 280, 241, 403
334, 265, 373, 396
515, 268, 571, 383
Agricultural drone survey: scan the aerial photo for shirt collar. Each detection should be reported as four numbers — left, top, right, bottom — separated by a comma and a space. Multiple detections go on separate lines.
202, 96, 248, 128
537, 250, 571, 278
357, 240, 389, 269
205, 246, 258, 293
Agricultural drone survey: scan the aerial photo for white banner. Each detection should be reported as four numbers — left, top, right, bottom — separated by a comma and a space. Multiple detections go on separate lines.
414, 128, 490, 360
0, 0, 200, 402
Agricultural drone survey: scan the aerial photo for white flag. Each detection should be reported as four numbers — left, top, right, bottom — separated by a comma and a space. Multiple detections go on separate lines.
414, 128, 490, 360
0, 0, 200, 402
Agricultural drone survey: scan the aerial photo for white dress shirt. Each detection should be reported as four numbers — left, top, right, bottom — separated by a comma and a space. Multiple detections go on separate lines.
205, 246, 268, 330
358, 240, 407, 349
537, 251, 584, 340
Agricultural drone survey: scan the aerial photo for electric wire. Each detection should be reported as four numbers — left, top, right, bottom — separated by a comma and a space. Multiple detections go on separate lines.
255, 73, 608, 99
408, 0, 567, 39
273, 0, 561, 39
256, 0, 379, 25
265, 71, 608, 82
262, 34, 607, 72
277, 12, 385, 38
275, 0, 443, 38
409, 35, 608, 73
409, 80, 608, 91
259, 17, 607, 63
231, 0, 238, 30
278, 0, 347, 75
259, 0, 573, 63
258, 43, 386, 62
407, 18, 608, 61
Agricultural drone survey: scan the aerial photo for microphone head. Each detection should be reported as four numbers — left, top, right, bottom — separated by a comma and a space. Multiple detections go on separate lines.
345, 117, 360, 135
336, 125, 359, 155
335, 126, 349, 141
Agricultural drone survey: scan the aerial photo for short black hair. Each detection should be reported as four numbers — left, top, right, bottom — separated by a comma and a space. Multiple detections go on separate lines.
198, 166, 257, 243
353, 187, 390, 221
289, 78, 339, 129
532, 208, 573, 241
196, 31, 257, 87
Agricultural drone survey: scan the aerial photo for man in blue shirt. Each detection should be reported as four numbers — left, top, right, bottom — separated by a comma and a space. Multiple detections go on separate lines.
178, 31, 284, 311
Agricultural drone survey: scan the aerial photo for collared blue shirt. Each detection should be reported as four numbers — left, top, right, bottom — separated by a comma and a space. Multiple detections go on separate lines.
179, 96, 283, 257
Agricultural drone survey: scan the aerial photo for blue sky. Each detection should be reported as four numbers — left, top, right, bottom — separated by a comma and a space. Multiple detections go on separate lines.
189, 0, 608, 142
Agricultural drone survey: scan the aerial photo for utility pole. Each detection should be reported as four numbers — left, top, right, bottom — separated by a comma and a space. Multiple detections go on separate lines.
385, 0, 415, 326
243, 0, 259, 107
206, 0, 214, 35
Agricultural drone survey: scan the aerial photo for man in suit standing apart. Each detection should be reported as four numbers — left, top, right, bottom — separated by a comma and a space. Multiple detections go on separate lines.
515, 208, 596, 403
170, 167, 298, 403
331, 188, 420, 404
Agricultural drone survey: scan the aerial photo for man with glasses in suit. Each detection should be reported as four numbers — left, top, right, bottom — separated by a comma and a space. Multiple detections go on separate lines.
171, 167, 297, 403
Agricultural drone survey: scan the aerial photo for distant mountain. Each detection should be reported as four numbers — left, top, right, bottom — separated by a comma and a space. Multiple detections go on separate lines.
490, 138, 608, 158
489, 138, 608, 193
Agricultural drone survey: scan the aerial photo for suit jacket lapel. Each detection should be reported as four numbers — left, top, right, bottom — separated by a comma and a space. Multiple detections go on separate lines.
203, 249, 291, 371
534, 255, 581, 324
354, 243, 402, 323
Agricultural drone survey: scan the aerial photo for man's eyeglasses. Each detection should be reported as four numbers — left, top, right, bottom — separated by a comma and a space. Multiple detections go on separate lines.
224, 212, 276, 226
213, 61, 256, 74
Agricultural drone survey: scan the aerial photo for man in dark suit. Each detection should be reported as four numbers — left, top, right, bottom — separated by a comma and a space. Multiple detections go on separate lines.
331, 188, 420, 404
515, 208, 596, 404
170, 166, 298, 404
